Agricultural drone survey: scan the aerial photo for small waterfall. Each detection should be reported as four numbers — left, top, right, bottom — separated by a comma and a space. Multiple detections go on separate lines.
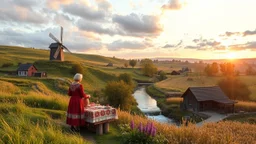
133, 86, 174, 124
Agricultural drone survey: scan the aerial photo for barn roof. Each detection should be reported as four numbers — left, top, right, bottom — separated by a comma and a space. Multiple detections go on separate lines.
182, 86, 235, 104
17, 64, 37, 71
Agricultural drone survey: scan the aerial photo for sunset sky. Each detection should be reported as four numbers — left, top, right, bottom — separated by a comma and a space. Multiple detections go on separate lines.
0, 0, 256, 59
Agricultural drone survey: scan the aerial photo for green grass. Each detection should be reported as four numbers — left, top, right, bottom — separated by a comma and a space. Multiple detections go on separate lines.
94, 124, 121, 144
145, 85, 165, 98
0, 102, 89, 144
224, 113, 256, 124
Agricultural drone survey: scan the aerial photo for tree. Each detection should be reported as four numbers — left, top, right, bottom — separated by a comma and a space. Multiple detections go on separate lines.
129, 59, 137, 68
204, 62, 219, 76
124, 62, 128, 68
246, 65, 255, 75
218, 77, 251, 100
159, 71, 167, 81
140, 59, 157, 77
104, 81, 135, 111
219, 63, 235, 76
118, 73, 134, 88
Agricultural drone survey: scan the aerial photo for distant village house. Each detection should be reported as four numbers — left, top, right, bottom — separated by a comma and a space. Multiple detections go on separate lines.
171, 70, 180, 75
17, 63, 47, 77
17, 63, 37, 76
106, 62, 113, 67
180, 86, 235, 113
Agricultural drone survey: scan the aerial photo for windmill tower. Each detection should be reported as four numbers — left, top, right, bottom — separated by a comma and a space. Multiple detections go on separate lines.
48, 26, 71, 61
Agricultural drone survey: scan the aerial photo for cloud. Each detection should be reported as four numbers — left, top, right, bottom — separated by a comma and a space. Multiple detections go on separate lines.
185, 46, 199, 49
162, 44, 175, 48
0, 27, 103, 52
162, 0, 184, 10
0, 1, 48, 24
162, 40, 183, 49
185, 39, 223, 50
12, 0, 39, 9
46, 0, 74, 10
107, 40, 149, 51
95, 0, 112, 11
113, 13, 163, 37
62, 2, 110, 21
243, 29, 256, 37
77, 19, 119, 35
229, 41, 256, 51
220, 29, 256, 37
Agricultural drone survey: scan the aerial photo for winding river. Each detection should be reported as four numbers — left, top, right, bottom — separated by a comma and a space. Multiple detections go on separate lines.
133, 86, 175, 124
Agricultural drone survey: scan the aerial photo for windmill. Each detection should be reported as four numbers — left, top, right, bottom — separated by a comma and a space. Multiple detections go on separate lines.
48, 26, 71, 61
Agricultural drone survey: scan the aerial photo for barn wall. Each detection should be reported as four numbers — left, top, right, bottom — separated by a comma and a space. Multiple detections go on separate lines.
183, 90, 199, 112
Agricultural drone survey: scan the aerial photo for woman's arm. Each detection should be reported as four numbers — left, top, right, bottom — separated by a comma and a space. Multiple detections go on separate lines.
79, 84, 90, 99
68, 88, 72, 96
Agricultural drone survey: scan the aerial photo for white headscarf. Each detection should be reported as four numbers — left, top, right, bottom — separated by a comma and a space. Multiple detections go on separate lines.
73, 73, 83, 82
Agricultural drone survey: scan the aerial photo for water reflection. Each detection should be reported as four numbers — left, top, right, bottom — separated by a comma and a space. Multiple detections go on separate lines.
133, 86, 174, 124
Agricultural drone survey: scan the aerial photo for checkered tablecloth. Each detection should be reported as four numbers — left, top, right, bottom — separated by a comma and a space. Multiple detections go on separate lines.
84, 105, 118, 123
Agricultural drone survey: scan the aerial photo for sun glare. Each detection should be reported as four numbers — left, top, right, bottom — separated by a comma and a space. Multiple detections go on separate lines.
225, 52, 237, 60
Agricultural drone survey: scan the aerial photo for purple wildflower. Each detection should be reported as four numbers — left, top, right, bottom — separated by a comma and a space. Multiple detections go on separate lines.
146, 122, 153, 135
151, 127, 156, 137
130, 120, 135, 130
138, 122, 143, 132
143, 124, 147, 133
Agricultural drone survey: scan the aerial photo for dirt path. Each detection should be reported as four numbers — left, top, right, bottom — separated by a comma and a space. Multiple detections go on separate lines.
79, 128, 97, 144
196, 111, 231, 127
58, 121, 97, 144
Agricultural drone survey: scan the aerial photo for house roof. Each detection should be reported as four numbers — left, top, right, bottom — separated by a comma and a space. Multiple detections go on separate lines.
182, 86, 235, 104
17, 64, 37, 71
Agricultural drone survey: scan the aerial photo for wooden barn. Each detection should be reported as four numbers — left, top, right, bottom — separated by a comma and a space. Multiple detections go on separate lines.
180, 86, 235, 113
17, 63, 37, 77
171, 70, 180, 75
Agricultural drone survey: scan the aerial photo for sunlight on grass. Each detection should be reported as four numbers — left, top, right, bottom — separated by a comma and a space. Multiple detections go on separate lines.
116, 109, 256, 144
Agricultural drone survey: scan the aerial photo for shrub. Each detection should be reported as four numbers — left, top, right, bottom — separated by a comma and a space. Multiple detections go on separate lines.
105, 81, 135, 111
159, 71, 167, 81
71, 63, 83, 74
1, 63, 14, 68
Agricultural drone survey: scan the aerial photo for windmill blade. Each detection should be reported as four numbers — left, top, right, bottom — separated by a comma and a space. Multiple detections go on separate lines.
62, 45, 72, 53
53, 47, 61, 59
49, 33, 61, 43
60, 26, 63, 44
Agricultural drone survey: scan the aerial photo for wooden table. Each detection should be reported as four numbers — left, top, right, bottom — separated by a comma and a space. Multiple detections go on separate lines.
84, 106, 118, 135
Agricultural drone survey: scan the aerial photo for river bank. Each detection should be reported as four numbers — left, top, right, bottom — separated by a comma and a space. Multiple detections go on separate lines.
145, 85, 206, 123
132, 86, 175, 124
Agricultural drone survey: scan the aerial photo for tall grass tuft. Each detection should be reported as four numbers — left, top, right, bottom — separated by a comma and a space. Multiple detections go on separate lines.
0, 115, 87, 144
166, 97, 183, 105
235, 101, 256, 112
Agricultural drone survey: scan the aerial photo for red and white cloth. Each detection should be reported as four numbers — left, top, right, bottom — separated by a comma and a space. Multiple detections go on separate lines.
84, 106, 118, 123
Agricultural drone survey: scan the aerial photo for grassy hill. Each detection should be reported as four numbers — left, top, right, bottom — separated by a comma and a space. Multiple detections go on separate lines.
0, 45, 151, 92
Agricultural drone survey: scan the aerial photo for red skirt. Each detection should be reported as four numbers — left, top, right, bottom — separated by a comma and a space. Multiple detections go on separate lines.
66, 96, 85, 126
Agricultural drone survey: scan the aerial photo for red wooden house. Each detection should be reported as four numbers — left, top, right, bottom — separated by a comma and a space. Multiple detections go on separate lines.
17, 63, 37, 77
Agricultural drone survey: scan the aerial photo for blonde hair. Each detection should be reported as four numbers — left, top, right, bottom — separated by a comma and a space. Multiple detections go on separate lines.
73, 73, 83, 82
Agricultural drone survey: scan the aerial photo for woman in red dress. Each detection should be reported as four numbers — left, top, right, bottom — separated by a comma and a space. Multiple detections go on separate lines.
66, 73, 90, 131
